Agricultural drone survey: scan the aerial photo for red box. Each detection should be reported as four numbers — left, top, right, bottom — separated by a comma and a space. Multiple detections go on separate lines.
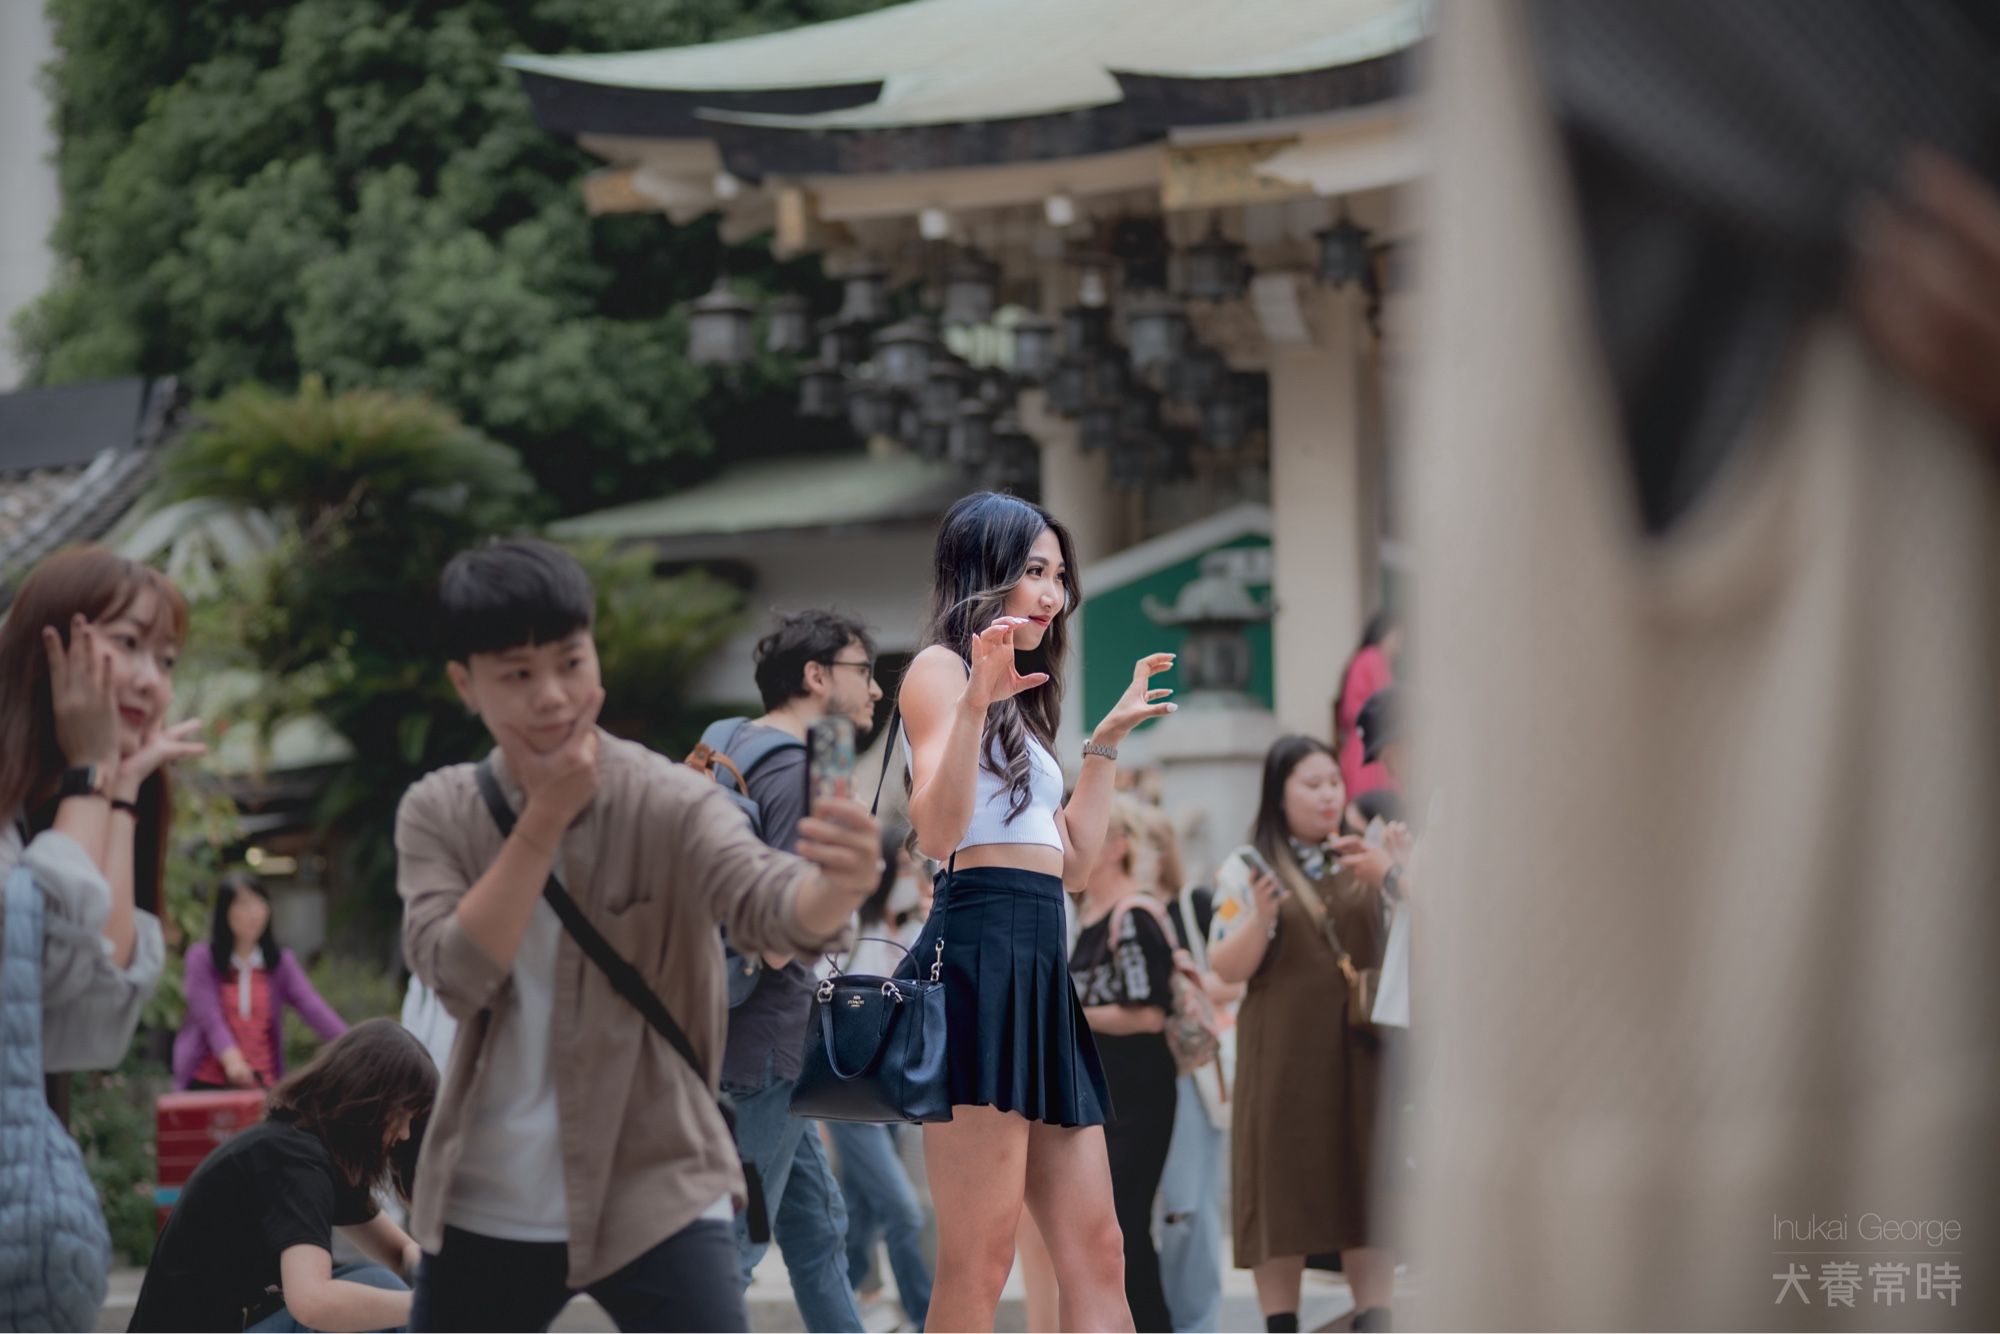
154, 1088, 267, 1228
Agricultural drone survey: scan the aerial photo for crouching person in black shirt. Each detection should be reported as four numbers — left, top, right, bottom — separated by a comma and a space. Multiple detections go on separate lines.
131, 1018, 438, 1332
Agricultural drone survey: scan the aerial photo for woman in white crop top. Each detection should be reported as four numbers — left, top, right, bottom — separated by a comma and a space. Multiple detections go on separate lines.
896, 491, 1175, 1333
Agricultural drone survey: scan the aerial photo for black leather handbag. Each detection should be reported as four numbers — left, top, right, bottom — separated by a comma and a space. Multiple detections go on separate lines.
789, 708, 955, 1124
790, 935, 953, 1123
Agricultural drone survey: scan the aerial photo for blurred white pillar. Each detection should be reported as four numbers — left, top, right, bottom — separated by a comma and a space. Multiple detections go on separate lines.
1266, 285, 1373, 737
0, 2, 59, 391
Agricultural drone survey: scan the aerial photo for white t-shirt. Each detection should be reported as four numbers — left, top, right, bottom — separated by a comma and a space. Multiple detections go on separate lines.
444, 896, 569, 1240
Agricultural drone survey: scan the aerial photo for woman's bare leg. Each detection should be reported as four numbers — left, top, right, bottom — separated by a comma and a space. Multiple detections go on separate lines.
1016, 1211, 1060, 1332
1252, 1255, 1306, 1319
1022, 1120, 1134, 1333
923, 1107, 1031, 1332
1341, 1247, 1396, 1314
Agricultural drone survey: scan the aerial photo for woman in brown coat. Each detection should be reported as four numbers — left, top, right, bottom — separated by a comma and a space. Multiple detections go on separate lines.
1210, 735, 1396, 1333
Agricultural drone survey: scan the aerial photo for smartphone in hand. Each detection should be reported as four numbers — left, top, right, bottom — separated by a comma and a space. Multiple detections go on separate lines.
1237, 845, 1279, 882
807, 716, 857, 804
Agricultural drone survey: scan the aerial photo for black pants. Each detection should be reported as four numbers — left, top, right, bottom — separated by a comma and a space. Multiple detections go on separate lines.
411, 1220, 747, 1332
1100, 1038, 1179, 1333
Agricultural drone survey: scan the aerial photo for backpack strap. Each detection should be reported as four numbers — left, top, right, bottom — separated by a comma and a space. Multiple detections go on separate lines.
870, 708, 902, 817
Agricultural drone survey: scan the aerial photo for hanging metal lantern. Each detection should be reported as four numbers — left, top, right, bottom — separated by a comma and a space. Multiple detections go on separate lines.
984, 413, 1039, 493
1047, 357, 1088, 416
764, 295, 812, 355
918, 420, 952, 461
818, 318, 871, 369
1061, 305, 1111, 355
797, 361, 846, 419
846, 380, 899, 440
1165, 345, 1226, 406
875, 318, 936, 389
1124, 292, 1190, 374
1010, 314, 1059, 380
1316, 207, 1374, 290
1081, 354, 1129, 407
921, 358, 973, 424
1179, 221, 1248, 303
941, 251, 999, 328
1201, 379, 1252, 449
1077, 403, 1120, 453
1120, 390, 1159, 442
837, 265, 890, 324
949, 398, 997, 469
688, 280, 757, 367
1108, 435, 1149, 491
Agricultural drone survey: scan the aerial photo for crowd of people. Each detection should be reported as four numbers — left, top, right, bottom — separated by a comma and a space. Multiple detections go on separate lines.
0, 492, 1418, 1334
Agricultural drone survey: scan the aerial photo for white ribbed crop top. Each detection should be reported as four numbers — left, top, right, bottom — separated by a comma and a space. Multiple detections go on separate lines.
901, 726, 1065, 852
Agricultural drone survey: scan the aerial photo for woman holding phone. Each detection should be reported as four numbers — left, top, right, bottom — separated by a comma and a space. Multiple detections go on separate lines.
1209, 735, 1398, 1334
897, 491, 1176, 1332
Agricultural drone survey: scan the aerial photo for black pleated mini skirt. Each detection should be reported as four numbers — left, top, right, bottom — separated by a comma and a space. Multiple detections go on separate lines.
896, 865, 1112, 1128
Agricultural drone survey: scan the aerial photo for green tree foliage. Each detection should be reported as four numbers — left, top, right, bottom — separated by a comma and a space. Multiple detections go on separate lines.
24, 0, 897, 514
159, 379, 745, 927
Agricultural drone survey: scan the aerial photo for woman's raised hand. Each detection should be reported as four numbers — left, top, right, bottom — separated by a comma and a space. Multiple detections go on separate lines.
1092, 652, 1177, 744
118, 720, 208, 796
963, 617, 1052, 710
41, 615, 121, 770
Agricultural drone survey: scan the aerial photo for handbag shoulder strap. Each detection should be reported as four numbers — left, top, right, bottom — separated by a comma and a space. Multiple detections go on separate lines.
472, 758, 707, 1084
870, 707, 902, 816
2, 866, 44, 1092
1271, 849, 1349, 962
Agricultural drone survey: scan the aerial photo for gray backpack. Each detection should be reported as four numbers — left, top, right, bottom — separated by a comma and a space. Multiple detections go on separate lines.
686, 719, 806, 1007
0, 862, 112, 1330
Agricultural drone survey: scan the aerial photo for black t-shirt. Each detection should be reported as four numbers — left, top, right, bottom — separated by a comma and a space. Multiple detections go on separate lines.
129, 1118, 377, 1332
721, 723, 816, 1087
1070, 905, 1179, 1109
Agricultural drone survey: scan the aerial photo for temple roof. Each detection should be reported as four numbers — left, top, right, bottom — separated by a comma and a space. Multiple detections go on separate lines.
509, 0, 1426, 172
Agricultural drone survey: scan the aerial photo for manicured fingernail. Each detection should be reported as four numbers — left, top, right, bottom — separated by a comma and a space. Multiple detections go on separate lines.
1166, 702, 1178, 712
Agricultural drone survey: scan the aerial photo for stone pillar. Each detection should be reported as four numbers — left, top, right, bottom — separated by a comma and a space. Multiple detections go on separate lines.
1267, 285, 1373, 738
1018, 388, 1119, 563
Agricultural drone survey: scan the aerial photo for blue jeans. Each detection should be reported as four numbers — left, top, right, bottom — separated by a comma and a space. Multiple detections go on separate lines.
724, 1062, 864, 1333
1154, 1074, 1226, 1332
827, 1121, 932, 1329
249, 1262, 408, 1332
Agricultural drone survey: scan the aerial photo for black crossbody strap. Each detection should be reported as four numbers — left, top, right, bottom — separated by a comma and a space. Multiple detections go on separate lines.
472, 759, 706, 1078
871, 707, 902, 817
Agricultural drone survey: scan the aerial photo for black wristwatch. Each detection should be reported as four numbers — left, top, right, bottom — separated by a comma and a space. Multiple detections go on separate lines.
57, 764, 112, 802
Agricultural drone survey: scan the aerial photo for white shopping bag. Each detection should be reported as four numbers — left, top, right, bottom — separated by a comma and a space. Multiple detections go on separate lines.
1371, 899, 1411, 1028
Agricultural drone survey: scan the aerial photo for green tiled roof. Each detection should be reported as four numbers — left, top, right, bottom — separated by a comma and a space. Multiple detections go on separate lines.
550, 452, 969, 542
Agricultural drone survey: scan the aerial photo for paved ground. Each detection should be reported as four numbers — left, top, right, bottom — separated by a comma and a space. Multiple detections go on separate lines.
98, 1242, 1407, 1331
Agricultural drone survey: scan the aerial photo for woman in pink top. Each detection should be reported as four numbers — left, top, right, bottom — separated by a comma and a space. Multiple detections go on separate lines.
1334, 611, 1403, 800
175, 872, 347, 1089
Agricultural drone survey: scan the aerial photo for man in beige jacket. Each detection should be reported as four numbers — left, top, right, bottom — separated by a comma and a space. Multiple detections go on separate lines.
396, 538, 883, 1331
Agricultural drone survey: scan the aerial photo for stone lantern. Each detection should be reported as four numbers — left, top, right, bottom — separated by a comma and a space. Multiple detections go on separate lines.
688, 280, 756, 366
1142, 550, 1275, 703
922, 357, 973, 424
1315, 205, 1374, 290
941, 250, 999, 327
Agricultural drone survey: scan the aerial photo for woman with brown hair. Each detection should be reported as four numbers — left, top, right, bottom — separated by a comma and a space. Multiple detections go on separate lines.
131, 1018, 439, 1332
0, 545, 205, 1074
1209, 735, 1398, 1334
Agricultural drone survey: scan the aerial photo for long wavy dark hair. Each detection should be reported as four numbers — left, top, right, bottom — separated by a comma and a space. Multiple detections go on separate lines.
209, 871, 281, 971
913, 492, 1080, 822
266, 1018, 437, 1205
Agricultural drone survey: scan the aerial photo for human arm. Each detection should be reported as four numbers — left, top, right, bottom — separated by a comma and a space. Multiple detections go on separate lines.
902, 643, 1023, 862
743, 746, 811, 968
1056, 653, 1177, 891
277, 949, 349, 1042
177, 943, 255, 1086
338, 1211, 422, 1280
1206, 856, 1287, 987
11, 824, 165, 1073
277, 1246, 412, 1332
672, 770, 880, 957
1084, 1004, 1168, 1036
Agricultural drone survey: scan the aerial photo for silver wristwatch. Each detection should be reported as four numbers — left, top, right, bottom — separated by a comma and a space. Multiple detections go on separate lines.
1081, 739, 1118, 762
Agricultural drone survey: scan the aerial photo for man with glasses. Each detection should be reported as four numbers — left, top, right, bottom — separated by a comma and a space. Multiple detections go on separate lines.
712, 610, 881, 1331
